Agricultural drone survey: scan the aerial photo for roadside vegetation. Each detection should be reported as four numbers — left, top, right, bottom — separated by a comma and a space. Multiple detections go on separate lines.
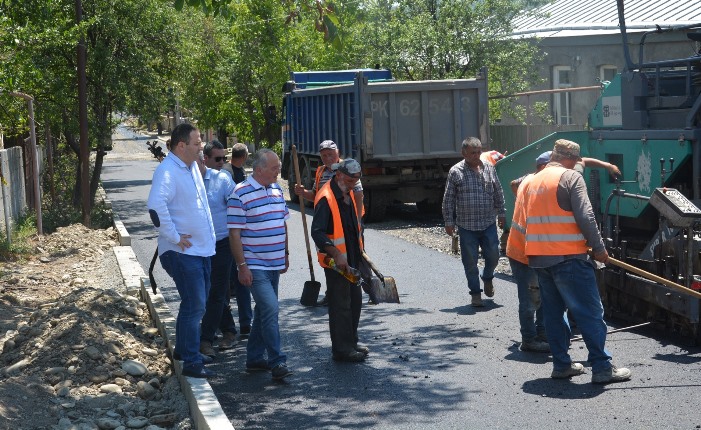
0, 213, 36, 262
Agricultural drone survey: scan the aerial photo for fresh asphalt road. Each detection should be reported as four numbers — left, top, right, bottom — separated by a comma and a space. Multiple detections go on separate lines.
102, 128, 701, 429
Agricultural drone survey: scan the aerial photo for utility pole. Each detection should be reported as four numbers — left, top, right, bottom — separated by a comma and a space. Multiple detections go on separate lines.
76, 0, 90, 226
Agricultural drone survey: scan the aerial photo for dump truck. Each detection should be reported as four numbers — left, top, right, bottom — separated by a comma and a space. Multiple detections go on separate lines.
280, 68, 489, 221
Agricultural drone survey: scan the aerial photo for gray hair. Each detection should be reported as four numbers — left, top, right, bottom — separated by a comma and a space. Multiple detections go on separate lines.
461, 136, 482, 151
252, 148, 277, 170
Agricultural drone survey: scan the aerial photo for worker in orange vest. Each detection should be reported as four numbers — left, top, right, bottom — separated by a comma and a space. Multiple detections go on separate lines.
521, 139, 631, 384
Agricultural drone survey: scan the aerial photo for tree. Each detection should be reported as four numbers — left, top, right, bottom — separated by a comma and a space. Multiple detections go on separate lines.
174, 0, 343, 48
0, 0, 181, 217
351, 0, 545, 123
174, 0, 354, 149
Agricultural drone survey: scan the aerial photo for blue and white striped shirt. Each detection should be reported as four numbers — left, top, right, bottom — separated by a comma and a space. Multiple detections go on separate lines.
227, 175, 289, 271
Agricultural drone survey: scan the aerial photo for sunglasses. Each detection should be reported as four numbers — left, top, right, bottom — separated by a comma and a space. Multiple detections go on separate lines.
214, 156, 228, 162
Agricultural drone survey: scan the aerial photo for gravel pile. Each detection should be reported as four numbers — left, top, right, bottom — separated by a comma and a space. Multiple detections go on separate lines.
0, 224, 191, 430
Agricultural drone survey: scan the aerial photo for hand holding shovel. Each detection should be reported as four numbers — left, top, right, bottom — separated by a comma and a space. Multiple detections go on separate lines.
292, 145, 323, 306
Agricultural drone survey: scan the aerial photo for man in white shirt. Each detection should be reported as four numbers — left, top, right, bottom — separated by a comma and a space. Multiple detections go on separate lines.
147, 123, 216, 378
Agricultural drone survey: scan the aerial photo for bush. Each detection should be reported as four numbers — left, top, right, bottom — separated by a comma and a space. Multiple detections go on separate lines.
0, 211, 38, 261
42, 199, 113, 234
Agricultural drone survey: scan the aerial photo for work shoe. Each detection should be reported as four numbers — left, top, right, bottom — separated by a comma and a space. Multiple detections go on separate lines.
317, 295, 329, 307
271, 363, 293, 380
483, 279, 495, 297
551, 362, 585, 379
520, 340, 551, 353
355, 345, 370, 356
182, 364, 216, 379
592, 365, 632, 384
200, 341, 216, 358
218, 332, 237, 350
471, 294, 484, 307
245, 361, 270, 372
332, 351, 366, 362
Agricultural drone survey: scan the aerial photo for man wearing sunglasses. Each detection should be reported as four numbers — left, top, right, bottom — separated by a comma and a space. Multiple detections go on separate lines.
203, 139, 228, 171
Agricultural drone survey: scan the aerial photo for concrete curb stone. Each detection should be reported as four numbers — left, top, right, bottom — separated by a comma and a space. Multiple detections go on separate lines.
111, 215, 234, 430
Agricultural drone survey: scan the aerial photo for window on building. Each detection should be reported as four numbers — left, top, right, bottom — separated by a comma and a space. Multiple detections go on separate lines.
600, 65, 618, 83
553, 66, 572, 125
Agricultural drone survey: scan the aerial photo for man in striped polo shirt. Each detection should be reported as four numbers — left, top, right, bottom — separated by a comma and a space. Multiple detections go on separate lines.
227, 149, 293, 380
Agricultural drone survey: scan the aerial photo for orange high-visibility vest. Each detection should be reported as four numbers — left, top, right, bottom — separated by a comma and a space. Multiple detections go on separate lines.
313, 164, 327, 191
314, 161, 366, 218
505, 173, 534, 265
480, 150, 504, 166
314, 180, 364, 269
524, 166, 588, 256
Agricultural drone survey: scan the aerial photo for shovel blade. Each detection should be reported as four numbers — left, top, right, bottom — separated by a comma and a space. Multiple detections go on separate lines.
368, 276, 400, 304
300, 281, 322, 307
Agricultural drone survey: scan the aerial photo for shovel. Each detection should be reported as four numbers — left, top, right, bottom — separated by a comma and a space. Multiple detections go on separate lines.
291, 145, 322, 306
606, 256, 701, 300
362, 251, 400, 303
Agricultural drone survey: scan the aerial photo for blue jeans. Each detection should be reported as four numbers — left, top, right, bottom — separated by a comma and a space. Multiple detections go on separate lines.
509, 258, 545, 342
535, 259, 612, 372
246, 269, 286, 368
231, 263, 253, 330
458, 223, 500, 295
200, 238, 236, 342
160, 251, 211, 368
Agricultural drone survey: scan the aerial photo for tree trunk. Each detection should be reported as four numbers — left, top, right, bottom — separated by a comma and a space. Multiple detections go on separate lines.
73, 159, 82, 208
90, 149, 104, 204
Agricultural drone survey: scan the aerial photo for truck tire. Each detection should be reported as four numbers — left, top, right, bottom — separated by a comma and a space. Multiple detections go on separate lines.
364, 189, 387, 222
288, 159, 300, 204
416, 199, 441, 214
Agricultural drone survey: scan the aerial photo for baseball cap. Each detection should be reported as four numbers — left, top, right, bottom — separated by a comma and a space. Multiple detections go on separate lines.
319, 140, 338, 151
536, 151, 552, 166
552, 139, 582, 160
332, 159, 362, 178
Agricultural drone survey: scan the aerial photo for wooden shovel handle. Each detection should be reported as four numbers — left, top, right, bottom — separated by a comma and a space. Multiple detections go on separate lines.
607, 256, 701, 300
291, 145, 316, 282
361, 251, 384, 279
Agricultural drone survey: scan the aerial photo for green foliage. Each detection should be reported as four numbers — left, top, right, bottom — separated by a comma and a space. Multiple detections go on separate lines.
41, 140, 113, 233
350, 0, 545, 123
1, 0, 183, 218
172, 0, 342, 46
0, 212, 37, 261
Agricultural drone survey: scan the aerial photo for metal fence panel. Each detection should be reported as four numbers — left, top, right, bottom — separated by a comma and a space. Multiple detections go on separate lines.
490, 124, 585, 155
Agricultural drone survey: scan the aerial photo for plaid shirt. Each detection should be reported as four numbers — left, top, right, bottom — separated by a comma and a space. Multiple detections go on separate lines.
442, 160, 505, 231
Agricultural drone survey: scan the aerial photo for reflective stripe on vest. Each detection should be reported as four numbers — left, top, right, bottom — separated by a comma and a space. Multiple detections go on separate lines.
313, 180, 363, 268
505, 173, 533, 265
523, 166, 588, 256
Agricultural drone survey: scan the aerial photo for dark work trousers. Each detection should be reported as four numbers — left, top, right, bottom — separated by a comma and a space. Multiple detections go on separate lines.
230, 263, 253, 330
324, 268, 362, 355
200, 237, 236, 342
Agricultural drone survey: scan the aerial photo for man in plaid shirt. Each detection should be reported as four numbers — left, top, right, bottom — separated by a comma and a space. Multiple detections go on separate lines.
443, 137, 506, 307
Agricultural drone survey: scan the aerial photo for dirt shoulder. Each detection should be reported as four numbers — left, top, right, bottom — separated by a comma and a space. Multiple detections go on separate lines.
0, 224, 191, 430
